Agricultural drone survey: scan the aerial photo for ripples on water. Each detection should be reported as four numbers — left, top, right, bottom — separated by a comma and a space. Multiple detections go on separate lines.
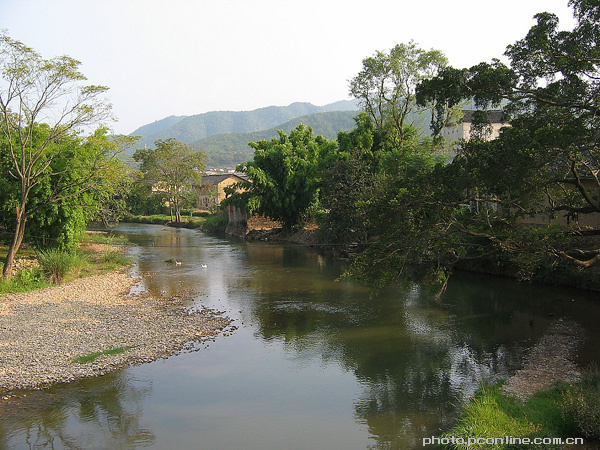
1, 224, 599, 449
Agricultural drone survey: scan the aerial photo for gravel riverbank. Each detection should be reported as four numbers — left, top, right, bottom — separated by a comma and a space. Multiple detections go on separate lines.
0, 271, 232, 392
503, 318, 585, 400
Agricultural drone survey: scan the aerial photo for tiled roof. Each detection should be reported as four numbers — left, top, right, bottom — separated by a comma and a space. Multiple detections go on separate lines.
201, 174, 245, 186
462, 110, 505, 124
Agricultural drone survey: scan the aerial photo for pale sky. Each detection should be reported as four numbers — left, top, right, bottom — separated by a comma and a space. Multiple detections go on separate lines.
1, 0, 576, 135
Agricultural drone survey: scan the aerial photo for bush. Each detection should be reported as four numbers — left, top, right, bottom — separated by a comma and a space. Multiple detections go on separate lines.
201, 214, 228, 234
37, 249, 87, 284
0, 266, 48, 294
563, 367, 600, 439
99, 250, 130, 268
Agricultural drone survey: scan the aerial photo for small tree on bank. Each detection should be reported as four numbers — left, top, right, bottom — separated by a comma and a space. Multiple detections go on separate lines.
0, 32, 114, 278
133, 138, 206, 223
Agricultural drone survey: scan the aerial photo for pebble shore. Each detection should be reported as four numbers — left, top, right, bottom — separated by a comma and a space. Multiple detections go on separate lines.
503, 318, 585, 399
0, 271, 232, 392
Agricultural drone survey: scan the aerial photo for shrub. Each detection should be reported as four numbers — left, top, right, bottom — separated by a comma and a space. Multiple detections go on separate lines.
563, 367, 600, 439
0, 266, 48, 294
37, 249, 87, 284
201, 214, 228, 234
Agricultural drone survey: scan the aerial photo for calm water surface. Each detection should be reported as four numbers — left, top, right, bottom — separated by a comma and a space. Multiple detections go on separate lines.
1, 224, 600, 449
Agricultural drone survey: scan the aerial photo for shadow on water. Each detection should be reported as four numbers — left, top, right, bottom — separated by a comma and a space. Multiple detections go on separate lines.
2, 224, 600, 449
0, 372, 154, 449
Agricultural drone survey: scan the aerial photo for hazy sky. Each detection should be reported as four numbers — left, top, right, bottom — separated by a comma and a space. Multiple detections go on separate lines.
1, 0, 576, 135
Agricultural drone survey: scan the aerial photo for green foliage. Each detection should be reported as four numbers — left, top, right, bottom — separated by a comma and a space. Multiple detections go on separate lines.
37, 249, 87, 284
0, 32, 114, 278
444, 382, 580, 449
445, 386, 535, 449
133, 138, 206, 223
98, 251, 130, 268
225, 124, 337, 230
80, 232, 129, 246
336, 1, 600, 290
72, 346, 134, 364
124, 214, 206, 228
0, 267, 48, 294
415, 1, 600, 271
201, 214, 228, 234
318, 114, 380, 247
349, 41, 448, 147
562, 367, 600, 439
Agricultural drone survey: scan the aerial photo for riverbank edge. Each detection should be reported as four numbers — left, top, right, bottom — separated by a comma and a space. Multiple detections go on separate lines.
439, 318, 597, 449
223, 222, 600, 292
0, 270, 233, 394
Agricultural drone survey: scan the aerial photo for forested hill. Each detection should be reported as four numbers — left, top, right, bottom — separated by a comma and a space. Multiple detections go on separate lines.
191, 110, 359, 167
129, 100, 359, 148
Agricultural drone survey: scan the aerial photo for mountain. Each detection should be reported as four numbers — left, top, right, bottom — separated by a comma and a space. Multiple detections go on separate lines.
191, 110, 359, 167
128, 100, 359, 148
130, 115, 187, 138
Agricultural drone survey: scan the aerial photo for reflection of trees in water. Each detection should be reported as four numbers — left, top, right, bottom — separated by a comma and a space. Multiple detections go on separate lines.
243, 264, 541, 449
0, 371, 154, 449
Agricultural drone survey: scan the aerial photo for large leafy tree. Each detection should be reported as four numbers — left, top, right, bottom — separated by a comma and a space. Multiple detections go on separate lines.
0, 32, 116, 277
319, 43, 451, 263
133, 138, 206, 223
318, 113, 380, 248
349, 41, 449, 146
416, 0, 600, 269
0, 127, 133, 251
225, 124, 337, 230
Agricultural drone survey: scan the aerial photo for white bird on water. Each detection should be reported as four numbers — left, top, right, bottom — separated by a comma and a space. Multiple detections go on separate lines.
201, 264, 208, 268
175, 260, 182, 266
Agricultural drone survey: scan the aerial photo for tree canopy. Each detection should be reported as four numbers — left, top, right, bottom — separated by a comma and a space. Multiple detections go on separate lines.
0, 32, 119, 277
224, 124, 337, 230
322, 3, 600, 292
133, 138, 206, 223
415, 0, 600, 269
349, 41, 449, 146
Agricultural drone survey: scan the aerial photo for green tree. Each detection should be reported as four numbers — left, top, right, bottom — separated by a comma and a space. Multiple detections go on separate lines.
349, 41, 448, 146
318, 113, 380, 248
0, 32, 113, 278
225, 124, 337, 230
0, 127, 133, 253
416, 0, 600, 268
133, 138, 206, 223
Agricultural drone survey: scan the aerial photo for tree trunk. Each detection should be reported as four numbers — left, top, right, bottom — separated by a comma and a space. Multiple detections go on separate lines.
3, 207, 27, 279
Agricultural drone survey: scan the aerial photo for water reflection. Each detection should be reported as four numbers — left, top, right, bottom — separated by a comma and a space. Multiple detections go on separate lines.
2, 224, 599, 449
228, 244, 600, 448
0, 372, 154, 449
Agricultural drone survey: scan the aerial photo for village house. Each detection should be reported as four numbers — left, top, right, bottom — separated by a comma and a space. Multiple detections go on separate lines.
196, 173, 246, 210
442, 110, 505, 146
442, 110, 600, 228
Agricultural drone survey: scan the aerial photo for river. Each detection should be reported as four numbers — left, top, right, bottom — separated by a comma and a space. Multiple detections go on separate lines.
1, 223, 599, 449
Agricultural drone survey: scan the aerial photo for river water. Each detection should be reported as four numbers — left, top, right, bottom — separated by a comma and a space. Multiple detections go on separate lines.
1, 223, 600, 449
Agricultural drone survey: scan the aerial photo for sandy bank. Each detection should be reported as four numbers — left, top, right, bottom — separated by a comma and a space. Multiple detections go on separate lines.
0, 271, 232, 392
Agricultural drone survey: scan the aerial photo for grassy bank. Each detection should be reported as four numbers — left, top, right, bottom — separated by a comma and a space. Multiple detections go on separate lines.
123, 213, 206, 227
124, 213, 228, 234
439, 371, 600, 449
0, 231, 132, 294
